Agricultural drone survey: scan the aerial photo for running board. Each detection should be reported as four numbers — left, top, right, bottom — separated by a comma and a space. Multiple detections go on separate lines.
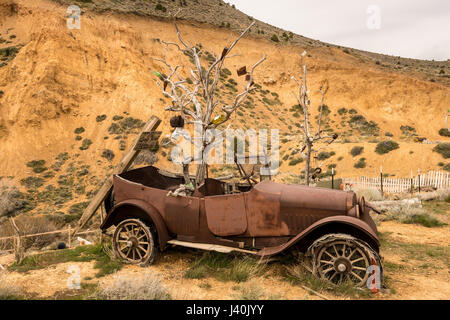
167, 240, 257, 254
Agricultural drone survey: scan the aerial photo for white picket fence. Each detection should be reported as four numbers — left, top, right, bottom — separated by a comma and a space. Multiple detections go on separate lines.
343, 170, 450, 193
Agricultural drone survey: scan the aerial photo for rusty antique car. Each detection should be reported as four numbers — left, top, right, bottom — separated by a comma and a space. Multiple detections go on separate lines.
100, 165, 382, 286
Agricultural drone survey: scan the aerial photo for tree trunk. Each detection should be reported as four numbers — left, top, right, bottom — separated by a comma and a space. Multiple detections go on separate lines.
183, 163, 191, 185
305, 143, 312, 186
195, 162, 206, 186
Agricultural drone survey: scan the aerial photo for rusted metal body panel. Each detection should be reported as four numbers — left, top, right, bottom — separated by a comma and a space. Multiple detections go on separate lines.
205, 194, 247, 236
256, 215, 380, 257
101, 166, 380, 256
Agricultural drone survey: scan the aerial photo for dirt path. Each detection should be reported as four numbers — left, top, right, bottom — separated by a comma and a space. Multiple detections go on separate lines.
379, 221, 450, 246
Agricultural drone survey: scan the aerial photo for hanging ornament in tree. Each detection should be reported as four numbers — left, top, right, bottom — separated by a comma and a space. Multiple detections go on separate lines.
154, 71, 168, 90
170, 115, 184, 128
237, 66, 247, 76
212, 114, 226, 124
220, 47, 229, 60
153, 71, 163, 79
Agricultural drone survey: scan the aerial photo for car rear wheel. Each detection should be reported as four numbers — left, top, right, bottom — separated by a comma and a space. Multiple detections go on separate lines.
308, 234, 382, 287
112, 218, 157, 266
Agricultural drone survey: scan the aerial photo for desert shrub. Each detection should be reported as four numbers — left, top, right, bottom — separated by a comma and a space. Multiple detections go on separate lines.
385, 131, 393, 137
384, 205, 446, 228
375, 141, 399, 155
337, 107, 347, 115
69, 201, 89, 217
99, 271, 170, 300
318, 104, 330, 116
354, 158, 366, 168
74, 127, 85, 134
56, 152, 69, 162
317, 151, 331, 160
438, 128, 450, 137
235, 282, 264, 300
0, 46, 19, 59
134, 150, 158, 166
101, 149, 115, 161
96, 114, 107, 122
433, 143, 450, 158
350, 146, 364, 157
79, 139, 92, 150
444, 164, 450, 172
109, 117, 144, 135
0, 179, 25, 218
108, 123, 121, 134
270, 34, 279, 42
26, 160, 47, 173
348, 115, 379, 135
20, 176, 44, 189
353, 188, 383, 201
155, 3, 167, 12
288, 158, 303, 166
400, 125, 417, 136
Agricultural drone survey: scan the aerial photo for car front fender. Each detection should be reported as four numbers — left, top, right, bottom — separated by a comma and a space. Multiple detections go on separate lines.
257, 215, 380, 257
100, 199, 170, 250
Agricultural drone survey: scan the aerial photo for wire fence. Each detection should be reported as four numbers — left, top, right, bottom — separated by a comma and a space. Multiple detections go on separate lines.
0, 227, 100, 254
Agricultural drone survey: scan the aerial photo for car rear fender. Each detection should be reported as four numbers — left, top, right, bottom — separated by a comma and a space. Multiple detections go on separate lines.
257, 215, 380, 257
100, 199, 170, 250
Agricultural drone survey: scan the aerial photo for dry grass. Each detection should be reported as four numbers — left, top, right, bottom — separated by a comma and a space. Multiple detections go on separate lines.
184, 252, 266, 283
0, 178, 24, 218
353, 187, 383, 201
234, 282, 265, 300
99, 271, 171, 300
382, 205, 446, 228
0, 215, 58, 250
0, 272, 22, 300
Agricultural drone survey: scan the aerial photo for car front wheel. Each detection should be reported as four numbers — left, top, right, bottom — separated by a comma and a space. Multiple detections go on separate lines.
112, 218, 157, 266
308, 233, 382, 287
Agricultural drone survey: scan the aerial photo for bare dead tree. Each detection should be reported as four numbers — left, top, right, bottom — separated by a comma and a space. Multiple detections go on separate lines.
291, 52, 337, 186
153, 15, 266, 186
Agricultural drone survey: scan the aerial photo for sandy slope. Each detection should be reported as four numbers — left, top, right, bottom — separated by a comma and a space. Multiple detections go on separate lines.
0, 0, 449, 183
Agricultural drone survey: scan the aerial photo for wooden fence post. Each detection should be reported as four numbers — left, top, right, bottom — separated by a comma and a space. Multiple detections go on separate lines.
9, 217, 24, 263
418, 169, 421, 193
68, 225, 71, 248
380, 166, 383, 196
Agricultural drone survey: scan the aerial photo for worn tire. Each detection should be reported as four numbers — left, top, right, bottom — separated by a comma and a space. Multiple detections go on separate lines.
112, 218, 158, 267
308, 233, 383, 288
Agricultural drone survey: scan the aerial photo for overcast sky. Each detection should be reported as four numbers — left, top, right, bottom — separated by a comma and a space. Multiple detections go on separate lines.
227, 0, 450, 61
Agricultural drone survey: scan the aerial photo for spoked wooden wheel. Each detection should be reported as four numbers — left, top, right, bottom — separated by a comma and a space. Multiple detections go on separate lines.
315, 239, 371, 286
113, 219, 157, 266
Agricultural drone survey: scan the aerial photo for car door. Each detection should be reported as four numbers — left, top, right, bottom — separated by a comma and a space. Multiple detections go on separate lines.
204, 193, 248, 236
163, 195, 200, 236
